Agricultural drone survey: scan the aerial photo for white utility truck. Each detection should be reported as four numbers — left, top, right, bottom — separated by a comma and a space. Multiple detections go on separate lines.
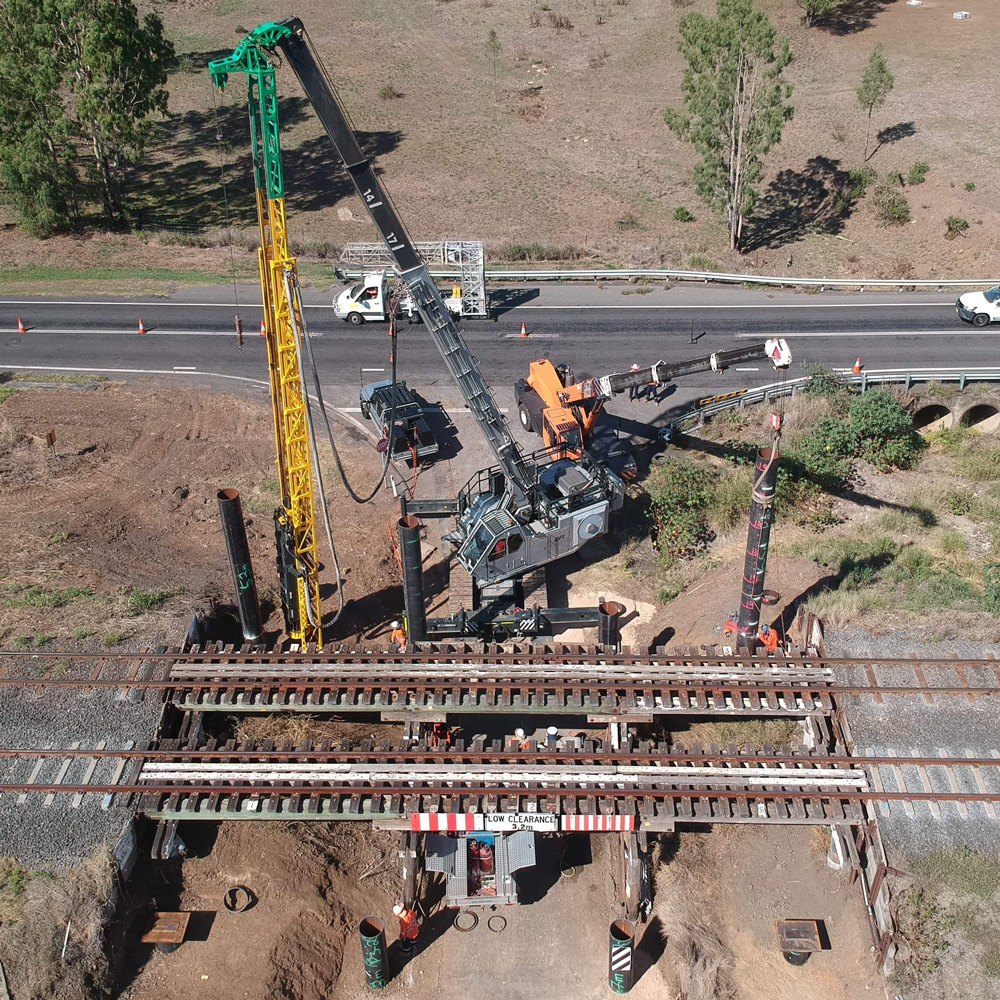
333, 271, 463, 325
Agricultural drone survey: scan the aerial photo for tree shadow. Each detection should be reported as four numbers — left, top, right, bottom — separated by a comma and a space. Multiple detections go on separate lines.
128, 84, 402, 229
816, 0, 898, 35
869, 121, 917, 160
744, 156, 860, 252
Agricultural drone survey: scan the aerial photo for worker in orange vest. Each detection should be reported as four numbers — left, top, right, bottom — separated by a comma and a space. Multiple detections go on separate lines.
389, 619, 407, 651
758, 624, 780, 655
393, 902, 420, 952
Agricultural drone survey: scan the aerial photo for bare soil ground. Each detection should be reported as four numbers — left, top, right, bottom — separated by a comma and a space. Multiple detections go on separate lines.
114, 822, 400, 1000
0, 382, 401, 648
656, 824, 878, 1000
3, 0, 997, 290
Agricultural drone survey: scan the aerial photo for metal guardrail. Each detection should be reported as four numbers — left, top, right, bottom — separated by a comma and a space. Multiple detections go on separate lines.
672, 367, 1000, 429
338, 266, 999, 290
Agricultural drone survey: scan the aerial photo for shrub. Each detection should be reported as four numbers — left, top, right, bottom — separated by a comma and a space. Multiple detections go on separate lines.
984, 564, 1000, 615
849, 389, 922, 470
645, 459, 715, 563
378, 84, 402, 100
873, 179, 911, 226
965, 181, 976, 192
809, 416, 857, 459
945, 215, 969, 240
673, 206, 695, 222
801, 362, 847, 398
706, 465, 753, 531
907, 162, 929, 186
946, 491, 975, 516
546, 11, 573, 29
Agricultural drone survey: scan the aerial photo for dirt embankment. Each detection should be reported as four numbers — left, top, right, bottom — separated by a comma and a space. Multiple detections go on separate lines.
0, 383, 400, 647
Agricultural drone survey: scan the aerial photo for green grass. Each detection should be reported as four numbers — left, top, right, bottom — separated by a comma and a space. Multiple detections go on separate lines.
958, 445, 1000, 482
124, 588, 178, 614
5, 585, 92, 609
926, 380, 961, 399
0, 265, 240, 291
911, 848, 1000, 899
72, 627, 96, 640
9, 371, 108, 385
13, 634, 55, 649
939, 529, 967, 555
0, 387, 19, 405
102, 630, 129, 648
48, 531, 70, 545
705, 465, 754, 531
687, 255, 720, 272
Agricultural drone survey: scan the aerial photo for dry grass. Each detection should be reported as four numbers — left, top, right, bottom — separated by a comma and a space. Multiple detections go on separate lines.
655, 836, 737, 1000
672, 718, 802, 751
0, 848, 113, 999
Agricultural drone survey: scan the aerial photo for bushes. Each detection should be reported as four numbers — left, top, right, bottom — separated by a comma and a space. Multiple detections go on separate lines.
673, 206, 695, 222
849, 388, 922, 470
907, 161, 929, 186
645, 459, 715, 564
945, 215, 969, 240
801, 362, 847, 398
873, 177, 911, 226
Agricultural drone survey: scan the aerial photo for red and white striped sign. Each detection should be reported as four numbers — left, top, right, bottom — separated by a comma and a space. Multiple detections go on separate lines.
561, 815, 635, 832
409, 812, 484, 832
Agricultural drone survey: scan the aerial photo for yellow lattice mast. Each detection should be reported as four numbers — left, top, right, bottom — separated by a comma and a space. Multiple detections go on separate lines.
210, 32, 322, 645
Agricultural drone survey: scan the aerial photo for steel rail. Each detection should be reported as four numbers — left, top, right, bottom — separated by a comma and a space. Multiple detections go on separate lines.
0, 677, 995, 699
1, 781, 996, 804
3, 747, 998, 768
1, 650, 998, 669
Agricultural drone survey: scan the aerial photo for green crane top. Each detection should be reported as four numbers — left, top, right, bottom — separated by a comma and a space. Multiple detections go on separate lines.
208, 22, 293, 201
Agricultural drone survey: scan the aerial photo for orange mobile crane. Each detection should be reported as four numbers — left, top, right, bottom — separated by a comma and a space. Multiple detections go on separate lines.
513, 339, 792, 479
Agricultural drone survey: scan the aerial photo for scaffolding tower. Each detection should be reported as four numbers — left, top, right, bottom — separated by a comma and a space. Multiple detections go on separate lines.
339, 240, 487, 318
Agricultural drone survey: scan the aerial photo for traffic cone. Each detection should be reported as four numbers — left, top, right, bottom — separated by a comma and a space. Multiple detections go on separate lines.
852, 357, 862, 374
17, 317, 26, 335
260, 319, 267, 336
138, 318, 146, 335
520, 321, 528, 339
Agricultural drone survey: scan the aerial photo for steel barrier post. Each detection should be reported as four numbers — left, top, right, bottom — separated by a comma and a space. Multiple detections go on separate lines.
359, 916, 389, 990
216, 488, 263, 641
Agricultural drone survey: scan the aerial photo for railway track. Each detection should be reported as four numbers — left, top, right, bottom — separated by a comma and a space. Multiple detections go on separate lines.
1, 649, 998, 714
3, 741, 997, 827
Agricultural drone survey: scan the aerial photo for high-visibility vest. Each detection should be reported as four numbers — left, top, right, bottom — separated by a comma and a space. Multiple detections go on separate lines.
397, 908, 419, 940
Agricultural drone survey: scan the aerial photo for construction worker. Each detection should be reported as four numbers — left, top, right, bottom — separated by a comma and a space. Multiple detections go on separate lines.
390, 619, 407, 652
514, 727, 532, 751
758, 623, 780, 655
393, 902, 420, 952
628, 364, 641, 401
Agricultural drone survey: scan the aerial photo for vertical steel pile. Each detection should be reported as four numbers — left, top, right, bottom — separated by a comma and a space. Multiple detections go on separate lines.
598, 599, 625, 651
608, 919, 635, 993
736, 447, 779, 652
358, 916, 389, 989
398, 515, 427, 642
216, 488, 263, 641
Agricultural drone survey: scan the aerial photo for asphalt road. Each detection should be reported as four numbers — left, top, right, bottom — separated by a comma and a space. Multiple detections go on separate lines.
0, 283, 991, 410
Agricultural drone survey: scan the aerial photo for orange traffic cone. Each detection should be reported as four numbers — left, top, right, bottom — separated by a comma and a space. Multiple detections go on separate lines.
17, 317, 26, 335
138, 318, 146, 335
852, 357, 862, 374
260, 319, 267, 336
520, 321, 528, 339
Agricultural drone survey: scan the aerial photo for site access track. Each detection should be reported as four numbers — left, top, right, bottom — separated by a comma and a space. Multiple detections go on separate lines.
1, 647, 999, 715
0, 741, 998, 828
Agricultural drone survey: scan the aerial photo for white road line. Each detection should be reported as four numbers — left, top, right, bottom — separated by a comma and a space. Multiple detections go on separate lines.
0, 364, 380, 440
4, 365, 506, 417
734, 367, 759, 371
173, 366, 197, 371
1, 298, 956, 310
512, 302, 955, 310
502, 333, 560, 339
738, 329, 989, 338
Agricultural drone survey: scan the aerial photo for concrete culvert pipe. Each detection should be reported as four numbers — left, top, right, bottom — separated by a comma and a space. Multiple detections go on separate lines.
960, 404, 1000, 433
912, 404, 953, 434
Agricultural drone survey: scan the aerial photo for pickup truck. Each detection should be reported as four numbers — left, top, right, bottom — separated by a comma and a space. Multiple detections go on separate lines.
360, 379, 439, 463
334, 271, 463, 325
